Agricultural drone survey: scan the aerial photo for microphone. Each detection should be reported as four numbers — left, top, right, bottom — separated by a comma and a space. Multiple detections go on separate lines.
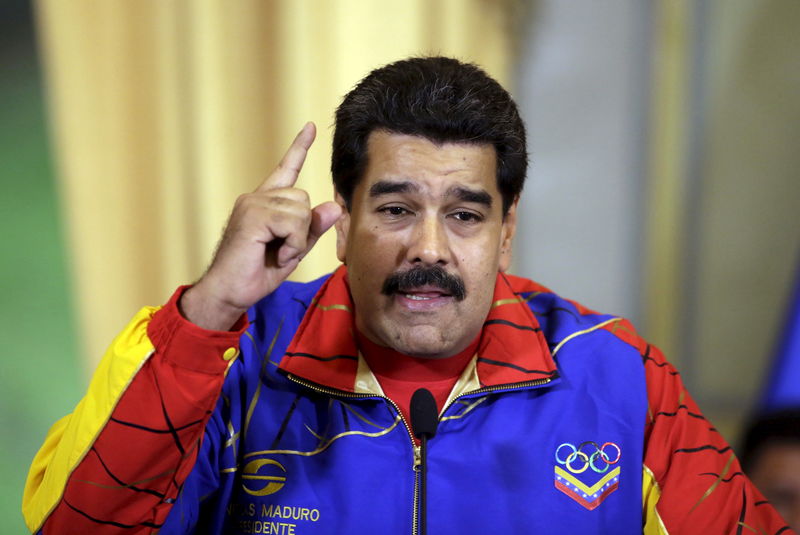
410, 388, 438, 535
410, 388, 438, 439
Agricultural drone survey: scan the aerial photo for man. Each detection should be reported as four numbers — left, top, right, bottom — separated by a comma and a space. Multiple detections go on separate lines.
741, 409, 800, 530
23, 57, 792, 534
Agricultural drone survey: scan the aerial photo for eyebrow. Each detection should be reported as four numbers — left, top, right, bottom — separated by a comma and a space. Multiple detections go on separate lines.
368, 180, 493, 208
448, 186, 493, 208
368, 180, 419, 197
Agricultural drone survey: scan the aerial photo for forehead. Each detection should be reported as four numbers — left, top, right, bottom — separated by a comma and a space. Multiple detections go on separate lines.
359, 131, 499, 195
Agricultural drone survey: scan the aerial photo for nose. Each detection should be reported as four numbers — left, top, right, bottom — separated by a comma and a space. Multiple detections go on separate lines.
406, 214, 451, 266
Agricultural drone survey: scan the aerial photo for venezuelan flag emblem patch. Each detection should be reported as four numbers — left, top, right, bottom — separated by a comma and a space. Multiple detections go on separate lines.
554, 441, 621, 510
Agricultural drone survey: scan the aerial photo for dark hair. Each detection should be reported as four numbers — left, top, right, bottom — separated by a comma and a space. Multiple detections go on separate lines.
331, 56, 527, 214
739, 409, 800, 472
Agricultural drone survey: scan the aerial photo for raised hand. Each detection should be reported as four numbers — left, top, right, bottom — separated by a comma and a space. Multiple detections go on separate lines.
180, 123, 342, 330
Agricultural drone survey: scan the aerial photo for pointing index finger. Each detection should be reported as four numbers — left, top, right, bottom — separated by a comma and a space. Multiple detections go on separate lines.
258, 122, 316, 192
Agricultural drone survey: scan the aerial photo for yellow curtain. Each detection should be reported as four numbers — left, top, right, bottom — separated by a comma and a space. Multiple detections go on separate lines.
643, 0, 692, 361
34, 0, 515, 372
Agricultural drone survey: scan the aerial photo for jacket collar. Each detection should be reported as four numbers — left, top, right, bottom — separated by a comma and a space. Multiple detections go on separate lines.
279, 266, 558, 395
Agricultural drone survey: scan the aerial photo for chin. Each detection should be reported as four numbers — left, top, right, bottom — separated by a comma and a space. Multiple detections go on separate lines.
402, 347, 456, 360
388, 327, 460, 359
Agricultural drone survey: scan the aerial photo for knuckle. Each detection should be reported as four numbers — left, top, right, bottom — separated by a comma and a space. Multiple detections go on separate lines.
233, 193, 259, 212
294, 188, 310, 204
269, 205, 310, 228
272, 187, 310, 204
269, 195, 291, 208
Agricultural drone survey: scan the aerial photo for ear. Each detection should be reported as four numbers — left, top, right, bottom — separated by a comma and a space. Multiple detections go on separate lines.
334, 192, 350, 263
498, 197, 518, 272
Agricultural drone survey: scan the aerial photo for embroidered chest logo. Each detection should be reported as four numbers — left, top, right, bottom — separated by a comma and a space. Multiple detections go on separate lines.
241, 458, 287, 496
554, 441, 621, 510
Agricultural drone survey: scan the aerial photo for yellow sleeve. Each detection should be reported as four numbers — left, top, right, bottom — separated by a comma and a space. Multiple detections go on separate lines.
21, 306, 158, 532
642, 464, 669, 534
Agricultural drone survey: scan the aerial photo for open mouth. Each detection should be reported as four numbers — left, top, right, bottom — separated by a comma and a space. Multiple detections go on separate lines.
400, 288, 452, 301
403, 293, 448, 301
395, 286, 455, 310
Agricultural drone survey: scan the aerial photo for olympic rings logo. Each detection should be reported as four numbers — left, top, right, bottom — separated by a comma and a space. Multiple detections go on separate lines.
555, 441, 621, 474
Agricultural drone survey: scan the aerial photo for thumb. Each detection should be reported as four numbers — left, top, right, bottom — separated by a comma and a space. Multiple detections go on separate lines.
307, 201, 343, 248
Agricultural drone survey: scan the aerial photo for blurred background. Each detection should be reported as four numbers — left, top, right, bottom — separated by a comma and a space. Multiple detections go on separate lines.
2, 0, 798, 531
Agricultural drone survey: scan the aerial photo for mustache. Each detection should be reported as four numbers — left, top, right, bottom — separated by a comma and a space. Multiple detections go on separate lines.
381, 266, 467, 301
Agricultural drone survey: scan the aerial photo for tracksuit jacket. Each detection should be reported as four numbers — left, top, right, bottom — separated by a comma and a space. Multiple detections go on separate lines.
23, 266, 793, 534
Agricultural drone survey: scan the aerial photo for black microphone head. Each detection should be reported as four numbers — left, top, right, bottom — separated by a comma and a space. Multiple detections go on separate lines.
410, 388, 439, 439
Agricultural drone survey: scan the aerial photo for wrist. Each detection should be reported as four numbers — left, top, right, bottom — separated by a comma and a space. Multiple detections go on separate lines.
179, 283, 248, 331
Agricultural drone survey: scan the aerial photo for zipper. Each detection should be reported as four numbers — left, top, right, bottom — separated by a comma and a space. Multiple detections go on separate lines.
413, 446, 421, 535
287, 373, 554, 535
439, 376, 554, 417
378, 396, 421, 535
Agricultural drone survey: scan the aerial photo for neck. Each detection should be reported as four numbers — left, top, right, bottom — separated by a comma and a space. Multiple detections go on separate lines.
356, 330, 479, 383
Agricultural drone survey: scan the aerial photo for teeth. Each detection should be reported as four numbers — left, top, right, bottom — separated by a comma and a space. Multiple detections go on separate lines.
405, 294, 432, 300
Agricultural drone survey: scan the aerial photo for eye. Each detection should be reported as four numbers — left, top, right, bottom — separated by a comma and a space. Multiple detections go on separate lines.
450, 211, 483, 223
378, 205, 412, 218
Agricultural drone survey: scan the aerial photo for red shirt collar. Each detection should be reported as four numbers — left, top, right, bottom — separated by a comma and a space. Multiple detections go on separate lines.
357, 328, 479, 384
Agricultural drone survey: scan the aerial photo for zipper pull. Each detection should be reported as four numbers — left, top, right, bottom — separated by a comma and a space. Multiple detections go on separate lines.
413, 445, 422, 470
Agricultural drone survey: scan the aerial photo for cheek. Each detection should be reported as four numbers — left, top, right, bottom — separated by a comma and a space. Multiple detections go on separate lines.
365, 226, 405, 254
348, 228, 401, 278
459, 239, 501, 269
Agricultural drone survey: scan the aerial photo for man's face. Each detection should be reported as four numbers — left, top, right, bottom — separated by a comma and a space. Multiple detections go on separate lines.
750, 442, 800, 529
335, 130, 517, 359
